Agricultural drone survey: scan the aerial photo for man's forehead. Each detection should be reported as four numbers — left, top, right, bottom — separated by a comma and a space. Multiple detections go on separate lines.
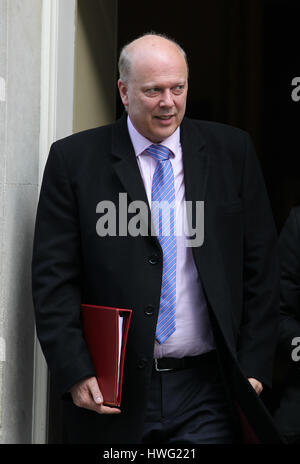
130, 50, 187, 79
138, 74, 186, 89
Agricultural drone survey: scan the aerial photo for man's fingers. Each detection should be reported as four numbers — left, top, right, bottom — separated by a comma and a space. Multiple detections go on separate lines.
248, 377, 263, 395
88, 380, 121, 413
88, 377, 103, 405
86, 378, 121, 413
70, 376, 103, 409
70, 376, 121, 414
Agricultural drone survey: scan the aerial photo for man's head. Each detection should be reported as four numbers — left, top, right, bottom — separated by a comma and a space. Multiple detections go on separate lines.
118, 33, 188, 143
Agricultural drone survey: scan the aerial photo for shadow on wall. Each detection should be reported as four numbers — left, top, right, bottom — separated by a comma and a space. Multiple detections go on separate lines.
73, 0, 117, 132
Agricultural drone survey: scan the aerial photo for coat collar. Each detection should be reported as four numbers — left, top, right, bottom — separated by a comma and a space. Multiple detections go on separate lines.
111, 113, 210, 203
111, 112, 134, 160
180, 117, 209, 203
111, 113, 150, 207
111, 114, 154, 241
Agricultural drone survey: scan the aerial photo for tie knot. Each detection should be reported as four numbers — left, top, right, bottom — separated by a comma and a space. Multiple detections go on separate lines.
146, 144, 172, 161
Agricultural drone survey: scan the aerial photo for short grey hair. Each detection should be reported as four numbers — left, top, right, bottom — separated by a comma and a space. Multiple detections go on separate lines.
118, 32, 189, 83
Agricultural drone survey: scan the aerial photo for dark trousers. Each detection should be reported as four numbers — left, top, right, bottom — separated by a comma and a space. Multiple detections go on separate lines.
142, 351, 237, 444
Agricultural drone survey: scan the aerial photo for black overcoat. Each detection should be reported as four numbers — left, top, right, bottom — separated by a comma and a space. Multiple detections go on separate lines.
32, 115, 283, 443
273, 207, 300, 441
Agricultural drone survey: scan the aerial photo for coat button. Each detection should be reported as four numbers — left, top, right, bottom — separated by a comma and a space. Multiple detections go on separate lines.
148, 254, 159, 265
144, 305, 154, 316
138, 358, 147, 369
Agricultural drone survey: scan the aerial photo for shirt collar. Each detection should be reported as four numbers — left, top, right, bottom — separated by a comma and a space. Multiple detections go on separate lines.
127, 115, 180, 158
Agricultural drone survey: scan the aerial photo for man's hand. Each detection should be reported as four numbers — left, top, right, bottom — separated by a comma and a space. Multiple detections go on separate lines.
70, 376, 121, 414
248, 377, 263, 395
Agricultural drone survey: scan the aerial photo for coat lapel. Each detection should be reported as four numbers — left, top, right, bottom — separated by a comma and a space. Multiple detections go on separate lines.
111, 114, 148, 204
181, 118, 236, 351
111, 114, 157, 243
181, 117, 209, 205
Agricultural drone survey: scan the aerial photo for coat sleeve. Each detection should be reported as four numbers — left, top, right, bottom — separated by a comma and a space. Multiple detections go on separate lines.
237, 133, 280, 388
277, 208, 300, 366
31, 142, 96, 397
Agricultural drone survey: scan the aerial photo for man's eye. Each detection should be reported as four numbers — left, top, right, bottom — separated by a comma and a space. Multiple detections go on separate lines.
145, 88, 160, 96
172, 85, 184, 94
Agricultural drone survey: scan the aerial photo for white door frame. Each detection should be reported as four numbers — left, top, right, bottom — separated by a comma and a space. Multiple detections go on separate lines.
31, 0, 76, 444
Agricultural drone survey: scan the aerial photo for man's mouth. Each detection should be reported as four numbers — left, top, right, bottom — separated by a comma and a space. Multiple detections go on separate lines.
155, 115, 174, 121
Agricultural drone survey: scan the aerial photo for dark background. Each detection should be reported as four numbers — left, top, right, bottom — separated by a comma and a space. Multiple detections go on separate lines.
49, 0, 300, 443
117, 0, 300, 231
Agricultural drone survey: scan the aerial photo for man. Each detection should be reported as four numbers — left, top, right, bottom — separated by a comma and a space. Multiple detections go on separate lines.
32, 33, 283, 443
273, 207, 300, 443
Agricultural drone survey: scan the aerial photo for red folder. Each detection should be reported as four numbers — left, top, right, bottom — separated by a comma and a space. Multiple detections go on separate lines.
81, 304, 132, 407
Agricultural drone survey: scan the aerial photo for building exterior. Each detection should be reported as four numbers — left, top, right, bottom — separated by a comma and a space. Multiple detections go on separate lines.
0, 0, 298, 444
0, 0, 117, 443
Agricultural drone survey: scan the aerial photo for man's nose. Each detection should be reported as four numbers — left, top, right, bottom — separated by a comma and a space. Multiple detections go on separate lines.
159, 90, 174, 107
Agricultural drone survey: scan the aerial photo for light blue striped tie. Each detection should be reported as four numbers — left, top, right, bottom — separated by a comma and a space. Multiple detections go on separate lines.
146, 144, 176, 343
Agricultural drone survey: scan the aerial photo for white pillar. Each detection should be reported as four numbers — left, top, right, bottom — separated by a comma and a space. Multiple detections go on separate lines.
32, 0, 76, 444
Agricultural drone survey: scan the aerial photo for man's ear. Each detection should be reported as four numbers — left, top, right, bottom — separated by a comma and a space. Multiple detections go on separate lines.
118, 79, 129, 108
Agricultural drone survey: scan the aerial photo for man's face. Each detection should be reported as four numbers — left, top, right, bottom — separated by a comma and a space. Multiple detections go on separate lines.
118, 40, 188, 143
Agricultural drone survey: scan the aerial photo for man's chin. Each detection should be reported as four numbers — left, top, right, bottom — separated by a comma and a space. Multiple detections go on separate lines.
148, 125, 178, 143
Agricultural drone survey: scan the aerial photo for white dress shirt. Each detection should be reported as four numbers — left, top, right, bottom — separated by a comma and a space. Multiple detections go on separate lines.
127, 116, 215, 358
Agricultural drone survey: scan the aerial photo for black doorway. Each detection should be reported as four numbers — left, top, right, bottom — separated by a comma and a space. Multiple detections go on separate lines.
117, 0, 300, 230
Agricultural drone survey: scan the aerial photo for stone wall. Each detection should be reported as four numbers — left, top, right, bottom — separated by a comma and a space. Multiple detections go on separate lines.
0, 0, 42, 443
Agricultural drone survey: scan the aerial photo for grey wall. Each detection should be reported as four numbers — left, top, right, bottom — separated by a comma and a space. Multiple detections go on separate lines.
0, 0, 42, 443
